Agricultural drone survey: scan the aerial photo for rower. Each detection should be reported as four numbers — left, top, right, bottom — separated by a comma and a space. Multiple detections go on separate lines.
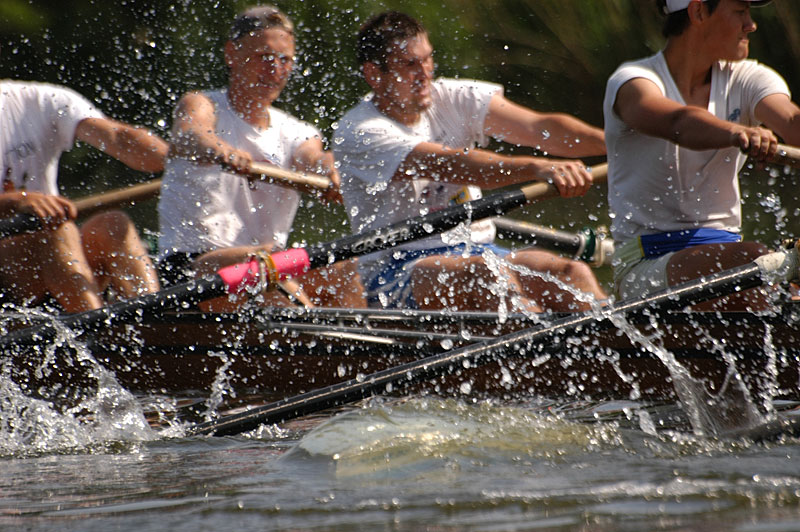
334, 11, 608, 312
159, 5, 365, 311
606, 0, 800, 310
0, 80, 166, 313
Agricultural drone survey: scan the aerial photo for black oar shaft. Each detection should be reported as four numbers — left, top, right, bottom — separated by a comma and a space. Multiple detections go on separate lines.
0, 276, 228, 347
189, 251, 795, 437
304, 188, 527, 268
0, 213, 41, 240
494, 217, 585, 256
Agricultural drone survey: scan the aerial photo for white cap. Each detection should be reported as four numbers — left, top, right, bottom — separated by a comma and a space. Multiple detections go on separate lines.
664, 0, 771, 14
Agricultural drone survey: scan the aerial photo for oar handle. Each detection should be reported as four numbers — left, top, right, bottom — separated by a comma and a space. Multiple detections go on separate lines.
241, 161, 331, 191
74, 179, 162, 217
770, 143, 800, 168
519, 162, 608, 202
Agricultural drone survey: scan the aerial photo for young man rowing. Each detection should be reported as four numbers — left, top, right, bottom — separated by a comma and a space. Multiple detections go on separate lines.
159, 5, 364, 310
606, 0, 800, 310
0, 81, 166, 313
335, 11, 607, 312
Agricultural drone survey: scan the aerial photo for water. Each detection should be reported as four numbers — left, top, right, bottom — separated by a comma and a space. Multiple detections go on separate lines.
2, 395, 800, 532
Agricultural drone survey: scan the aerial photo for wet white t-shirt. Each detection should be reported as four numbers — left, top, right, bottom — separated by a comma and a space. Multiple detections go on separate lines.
0, 81, 104, 195
334, 77, 501, 280
158, 90, 320, 257
604, 51, 790, 244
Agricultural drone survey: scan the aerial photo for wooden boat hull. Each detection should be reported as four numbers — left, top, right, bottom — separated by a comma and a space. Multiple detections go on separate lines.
8, 304, 795, 405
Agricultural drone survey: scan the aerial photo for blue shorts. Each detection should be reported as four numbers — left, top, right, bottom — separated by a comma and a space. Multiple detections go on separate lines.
364, 243, 509, 309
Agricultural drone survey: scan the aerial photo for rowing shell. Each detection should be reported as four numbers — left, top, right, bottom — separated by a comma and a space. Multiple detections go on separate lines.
6, 301, 798, 405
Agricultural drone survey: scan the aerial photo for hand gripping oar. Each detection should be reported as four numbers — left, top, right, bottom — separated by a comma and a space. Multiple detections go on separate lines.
187, 244, 800, 437
0, 165, 607, 347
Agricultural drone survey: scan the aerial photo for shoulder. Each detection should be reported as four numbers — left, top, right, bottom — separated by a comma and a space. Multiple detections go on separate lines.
431, 77, 502, 100
270, 106, 321, 139
335, 100, 396, 137
723, 58, 787, 83
1, 80, 89, 104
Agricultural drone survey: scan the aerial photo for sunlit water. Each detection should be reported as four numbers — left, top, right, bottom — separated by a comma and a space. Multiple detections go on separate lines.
2, 287, 800, 531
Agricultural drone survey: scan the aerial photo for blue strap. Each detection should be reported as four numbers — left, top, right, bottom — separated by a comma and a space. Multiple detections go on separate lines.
639, 228, 742, 259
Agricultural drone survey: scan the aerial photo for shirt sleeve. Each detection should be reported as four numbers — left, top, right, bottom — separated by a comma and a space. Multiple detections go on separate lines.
42, 84, 105, 151
432, 78, 502, 147
604, 62, 666, 123
735, 60, 791, 126
334, 109, 423, 185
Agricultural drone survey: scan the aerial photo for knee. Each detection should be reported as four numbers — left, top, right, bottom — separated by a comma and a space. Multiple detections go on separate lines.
81, 211, 137, 249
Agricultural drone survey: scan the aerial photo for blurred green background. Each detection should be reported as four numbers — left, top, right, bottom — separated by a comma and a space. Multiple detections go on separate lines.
2, 0, 798, 287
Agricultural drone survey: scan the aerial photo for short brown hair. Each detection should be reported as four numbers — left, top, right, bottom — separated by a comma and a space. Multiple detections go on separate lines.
356, 11, 426, 70
229, 5, 293, 42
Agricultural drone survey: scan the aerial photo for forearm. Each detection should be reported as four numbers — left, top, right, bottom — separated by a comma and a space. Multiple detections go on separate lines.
669, 107, 742, 150
397, 144, 552, 190
115, 127, 168, 172
522, 113, 606, 157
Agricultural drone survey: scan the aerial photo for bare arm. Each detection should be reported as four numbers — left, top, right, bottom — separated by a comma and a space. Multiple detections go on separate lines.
614, 77, 778, 160
755, 93, 800, 147
75, 117, 168, 173
395, 142, 593, 198
291, 138, 342, 203
168, 92, 254, 174
484, 93, 606, 157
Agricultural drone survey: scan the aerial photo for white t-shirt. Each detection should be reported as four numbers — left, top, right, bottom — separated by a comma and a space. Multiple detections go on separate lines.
0, 80, 104, 195
334, 77, 501, 279
604, 51, 790, 244
158, 90, 321, 257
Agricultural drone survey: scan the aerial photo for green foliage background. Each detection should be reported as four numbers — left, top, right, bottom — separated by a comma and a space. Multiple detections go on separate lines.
1, 0, 798, 270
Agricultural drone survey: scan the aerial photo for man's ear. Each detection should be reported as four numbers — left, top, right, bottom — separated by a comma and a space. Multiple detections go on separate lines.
687, 0, 707, 24
362, 62, 382, 89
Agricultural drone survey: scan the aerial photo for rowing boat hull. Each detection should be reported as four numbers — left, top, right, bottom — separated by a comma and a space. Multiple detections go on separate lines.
8, 304, 796, 404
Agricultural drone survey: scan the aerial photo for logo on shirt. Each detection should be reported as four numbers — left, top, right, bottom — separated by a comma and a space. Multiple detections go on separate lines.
727, 108, 741, 123
5, 141, 36, 160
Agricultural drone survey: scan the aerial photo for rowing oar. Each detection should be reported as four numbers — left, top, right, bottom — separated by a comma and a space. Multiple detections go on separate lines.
494, 218, 615, 267
0, 165, 607, 347
0, 160, 332, 240
187, 243, 800, 437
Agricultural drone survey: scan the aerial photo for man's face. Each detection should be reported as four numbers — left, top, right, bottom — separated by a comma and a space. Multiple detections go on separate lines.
704, 0, 757, 61
373, 33, 435, 114
226, 28, 295, 101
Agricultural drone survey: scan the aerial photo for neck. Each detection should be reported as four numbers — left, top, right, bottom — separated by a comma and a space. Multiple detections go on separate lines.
227, 85, 273, 129
663, 37, 715, 101
372, 94, 422, 127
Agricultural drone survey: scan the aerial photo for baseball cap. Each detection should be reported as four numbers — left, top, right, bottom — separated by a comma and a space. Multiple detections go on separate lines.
664, 0, 772, 14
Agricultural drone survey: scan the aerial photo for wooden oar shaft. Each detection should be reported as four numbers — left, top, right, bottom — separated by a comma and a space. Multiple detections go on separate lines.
246, 161, 331, 190
189, 248, 798, 436
75, 179, 162, 217
770, 143, 800, 168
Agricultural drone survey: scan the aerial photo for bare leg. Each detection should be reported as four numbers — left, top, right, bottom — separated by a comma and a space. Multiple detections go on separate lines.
667, 241, 770, 311
508, 249, 607, 312
0, 221, 103, 312
81, 211, 160, 300
410, 254, 542, 312
298, 259, 366, 308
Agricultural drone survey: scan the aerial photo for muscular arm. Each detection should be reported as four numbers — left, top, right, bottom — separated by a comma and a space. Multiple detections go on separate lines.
395, 142, 592, 198
614, 77, 777, 160
754, 93, 800, 147
75, 117, 168, 173
484, 93, 606, 157
168, 92, 254, 173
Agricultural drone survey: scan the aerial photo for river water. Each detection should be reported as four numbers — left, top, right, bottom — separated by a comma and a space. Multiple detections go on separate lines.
2, 344, 800, 532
